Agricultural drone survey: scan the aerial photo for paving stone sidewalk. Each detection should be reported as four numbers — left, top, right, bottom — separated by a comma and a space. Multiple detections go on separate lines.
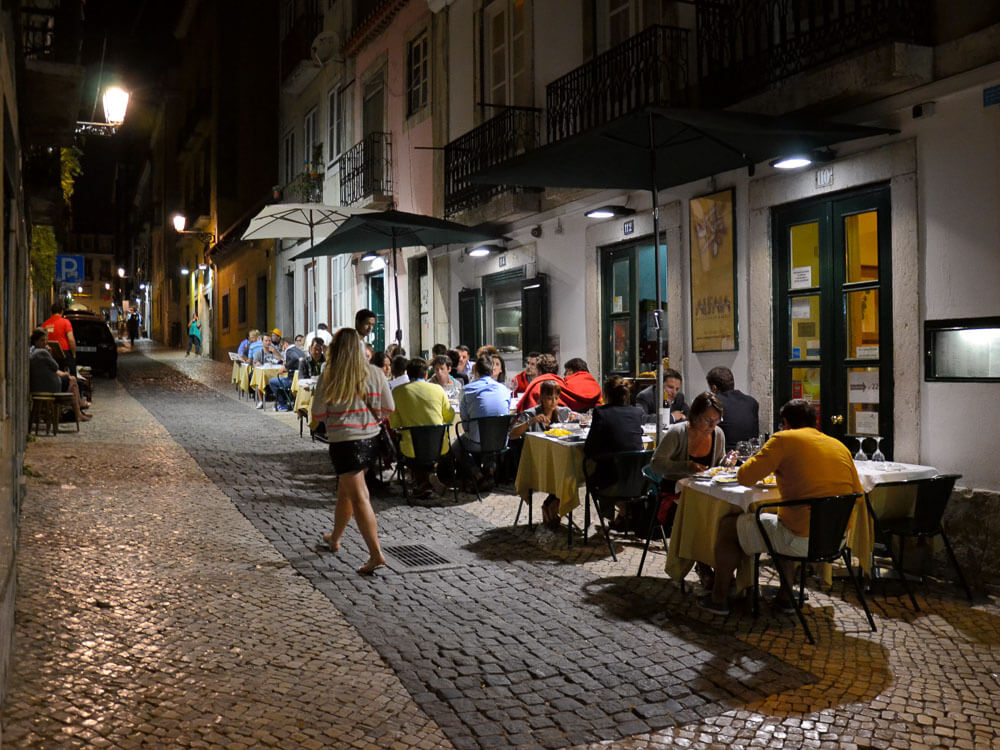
6, 344, 1000, 749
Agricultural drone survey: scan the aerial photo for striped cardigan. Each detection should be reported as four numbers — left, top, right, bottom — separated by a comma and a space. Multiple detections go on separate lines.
311, 364, 395, 443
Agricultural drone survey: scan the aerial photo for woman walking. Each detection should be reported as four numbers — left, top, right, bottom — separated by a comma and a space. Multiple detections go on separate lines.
311, 328, 394, 574
186, 313, 202, 356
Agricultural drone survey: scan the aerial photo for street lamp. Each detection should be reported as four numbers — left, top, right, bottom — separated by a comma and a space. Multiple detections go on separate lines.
76, 86, 130, 136
171, 213, 216, 245
118, 267, 126, 278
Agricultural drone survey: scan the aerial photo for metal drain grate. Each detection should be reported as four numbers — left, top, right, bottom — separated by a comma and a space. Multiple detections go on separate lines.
384, 544, 457, 573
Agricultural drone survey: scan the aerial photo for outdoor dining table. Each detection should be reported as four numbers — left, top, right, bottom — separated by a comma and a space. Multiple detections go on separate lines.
664, 460, 939, 592
249, 364, 282, 394
514, 428, 655, 541
235, 362, 251, 398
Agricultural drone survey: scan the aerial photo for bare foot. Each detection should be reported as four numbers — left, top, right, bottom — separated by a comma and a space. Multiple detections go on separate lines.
358, 556, 386, 575
321, 533, 340, 552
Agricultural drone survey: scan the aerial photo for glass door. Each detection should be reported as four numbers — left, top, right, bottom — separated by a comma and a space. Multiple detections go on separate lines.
368, 272, 385, 353
772, 185, 893, 454
600, 240, 667, 377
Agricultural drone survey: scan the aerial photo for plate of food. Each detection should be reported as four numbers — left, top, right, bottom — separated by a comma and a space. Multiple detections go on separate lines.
544, 427, 572, 437
756, 474, 777, 488
712, 474, 740, 484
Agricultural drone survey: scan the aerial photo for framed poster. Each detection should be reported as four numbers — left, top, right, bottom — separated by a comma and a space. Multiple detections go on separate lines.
689, 188, 737, 351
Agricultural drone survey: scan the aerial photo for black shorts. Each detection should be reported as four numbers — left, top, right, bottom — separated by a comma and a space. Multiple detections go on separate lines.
60, 374, 71, 392
328, 437, 378, 475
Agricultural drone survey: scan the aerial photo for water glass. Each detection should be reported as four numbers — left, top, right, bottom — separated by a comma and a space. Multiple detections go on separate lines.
853, 437, 868, 462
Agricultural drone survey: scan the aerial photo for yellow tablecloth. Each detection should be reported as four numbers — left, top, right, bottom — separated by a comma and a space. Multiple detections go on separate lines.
237, 363, 251, 396
293, 385, 313, 418
291, 370, 300, 395
514, 433, 587, 516
665, 461, 938, 591
250, 364, 281, 394
231, 361, 241, 385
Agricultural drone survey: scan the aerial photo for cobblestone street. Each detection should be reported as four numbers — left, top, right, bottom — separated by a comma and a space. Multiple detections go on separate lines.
5, 344, 1000, 748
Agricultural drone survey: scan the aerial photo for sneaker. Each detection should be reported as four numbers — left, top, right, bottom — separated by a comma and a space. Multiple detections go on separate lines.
275, 405, 290, 412
697, 594, 730, 616
256, 401, 265, 409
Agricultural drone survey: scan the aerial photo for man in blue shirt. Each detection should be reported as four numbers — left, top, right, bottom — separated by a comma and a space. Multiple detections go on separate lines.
441, 356, 511, 490
246, 330, 264, 361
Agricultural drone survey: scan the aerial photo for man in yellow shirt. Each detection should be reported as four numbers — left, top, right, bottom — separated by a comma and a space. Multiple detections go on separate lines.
702, 399, 863, 615
389, 358, 455, 498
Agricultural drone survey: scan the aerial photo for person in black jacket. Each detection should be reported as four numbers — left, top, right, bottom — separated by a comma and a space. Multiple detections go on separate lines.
584, 376, 645, 488
636, 367, 688, 422
706, 366, 759, 452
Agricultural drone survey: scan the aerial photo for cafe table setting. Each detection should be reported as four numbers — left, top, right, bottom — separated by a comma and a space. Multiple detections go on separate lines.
664, 459, 939, 592
249, 363, 282, 395
514, 422, 655, 539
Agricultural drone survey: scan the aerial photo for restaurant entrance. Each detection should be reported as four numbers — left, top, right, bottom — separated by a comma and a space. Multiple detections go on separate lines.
368, 271, 385, 353
599, 239, 666, 378
772, 184, 894, 456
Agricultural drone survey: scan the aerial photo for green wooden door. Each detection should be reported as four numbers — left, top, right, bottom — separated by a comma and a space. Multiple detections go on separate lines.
772, 185, 894, 456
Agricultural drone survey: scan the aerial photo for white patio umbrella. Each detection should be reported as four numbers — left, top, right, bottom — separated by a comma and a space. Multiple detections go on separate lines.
241, 202, 371, 331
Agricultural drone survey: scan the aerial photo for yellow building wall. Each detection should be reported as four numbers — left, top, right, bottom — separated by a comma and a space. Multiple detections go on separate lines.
212, 241, 275, 359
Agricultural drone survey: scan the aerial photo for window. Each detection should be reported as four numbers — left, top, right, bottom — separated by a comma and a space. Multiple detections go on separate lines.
221, 292, 230, 331
483, 0, 531, 107
406, 30, 429, 116
330, 255, 350, 328
327, 84, 352, 164
303, 107, 319, 171
282, 130, 296, 184
925, 317, 1000, 382
237, 284, 248, 325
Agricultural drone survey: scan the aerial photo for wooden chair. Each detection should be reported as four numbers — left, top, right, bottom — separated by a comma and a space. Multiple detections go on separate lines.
30, 393, 78, 435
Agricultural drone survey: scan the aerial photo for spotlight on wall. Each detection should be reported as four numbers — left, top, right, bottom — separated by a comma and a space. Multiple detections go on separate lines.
770, 149, 836, 170
361, 252, 378, 262
585, 205, 635, 219
180, 267, 190, 275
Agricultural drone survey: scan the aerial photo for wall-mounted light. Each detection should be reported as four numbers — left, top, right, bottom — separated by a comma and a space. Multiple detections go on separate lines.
361, 253, 378, 262
585, 205, 635, 219
770, 149, 836, 170
118, 267, 126, 278
75, 85, 130, 136
467, 245, 499, 258
104, 282, 111, 290
198, 264, 207, 271
77, 285, 83, 293
180, 268, 190, 275
370, 257, 386, 271
171, 213, 217, 245
139, 283, 146, 290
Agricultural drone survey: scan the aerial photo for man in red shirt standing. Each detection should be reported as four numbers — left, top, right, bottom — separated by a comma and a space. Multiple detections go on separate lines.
41, 301, 77, 375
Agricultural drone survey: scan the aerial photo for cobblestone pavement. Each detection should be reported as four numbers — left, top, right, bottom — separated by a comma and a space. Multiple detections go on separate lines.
5, 344, 1000, 749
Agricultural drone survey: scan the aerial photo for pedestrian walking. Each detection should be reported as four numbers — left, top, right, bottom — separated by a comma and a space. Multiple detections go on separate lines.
311, 328, 394, 575
186, 313, 202, 356
126, 311, 140, 346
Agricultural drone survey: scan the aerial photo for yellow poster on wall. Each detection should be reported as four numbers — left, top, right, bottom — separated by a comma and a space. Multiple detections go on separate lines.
689, 188, 737, 351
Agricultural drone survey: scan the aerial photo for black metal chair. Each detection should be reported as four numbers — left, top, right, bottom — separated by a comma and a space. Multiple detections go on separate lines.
753, 493, 876, 644
866, 474, 971, 609
394, 424, 458, 505
582, 450, 654, 561
458, 415, 514, 501
636, 465, 672, 577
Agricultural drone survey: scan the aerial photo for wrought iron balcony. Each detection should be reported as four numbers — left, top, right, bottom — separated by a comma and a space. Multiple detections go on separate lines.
546, 25, 690, 144
696, 0, 932, 106
22, 0, 83, 63
340, 132, 393, 207
444, 107, 541, 218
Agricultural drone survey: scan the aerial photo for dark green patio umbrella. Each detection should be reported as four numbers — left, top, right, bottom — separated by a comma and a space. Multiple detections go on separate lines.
470, 105, 896, 435
292, 209, 502, 347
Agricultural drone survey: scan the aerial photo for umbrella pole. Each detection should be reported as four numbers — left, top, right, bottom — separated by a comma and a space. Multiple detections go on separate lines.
392, 239, 402, 348
650, 115, 665, 440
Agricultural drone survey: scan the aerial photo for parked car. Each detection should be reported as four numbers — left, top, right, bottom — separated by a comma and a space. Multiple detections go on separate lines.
65, 311, 118, 378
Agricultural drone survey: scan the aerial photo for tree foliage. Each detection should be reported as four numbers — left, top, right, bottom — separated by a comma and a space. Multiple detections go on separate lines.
30, 225, 57, 295
60, 146, 83, 206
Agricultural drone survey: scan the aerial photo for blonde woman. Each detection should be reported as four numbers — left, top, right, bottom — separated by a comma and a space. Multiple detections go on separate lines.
311, 328, 394, 574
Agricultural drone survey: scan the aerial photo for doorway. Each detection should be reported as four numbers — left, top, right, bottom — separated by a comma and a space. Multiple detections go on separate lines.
368, 271, 385, 353
772, 185, 893, 456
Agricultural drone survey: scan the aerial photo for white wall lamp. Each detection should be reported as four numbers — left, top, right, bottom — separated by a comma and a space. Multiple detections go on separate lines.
585, 205, 636, 219
770, 148, 836, 170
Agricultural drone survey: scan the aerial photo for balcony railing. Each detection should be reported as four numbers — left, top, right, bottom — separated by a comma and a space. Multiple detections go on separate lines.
22, 0, 83, 63
444, 106, 541, 218
546, 25, 690, 144
340, 132, 393, 206
696, 0, 931, 106
280, 4, 322, 84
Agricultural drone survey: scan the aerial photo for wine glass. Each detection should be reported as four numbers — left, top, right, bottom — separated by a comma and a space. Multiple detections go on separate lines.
853, 437, 868, 462
871, 436, 885, 464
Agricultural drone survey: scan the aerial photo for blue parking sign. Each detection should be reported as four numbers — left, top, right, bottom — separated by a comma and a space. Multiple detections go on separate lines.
55, 254, 85, 283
